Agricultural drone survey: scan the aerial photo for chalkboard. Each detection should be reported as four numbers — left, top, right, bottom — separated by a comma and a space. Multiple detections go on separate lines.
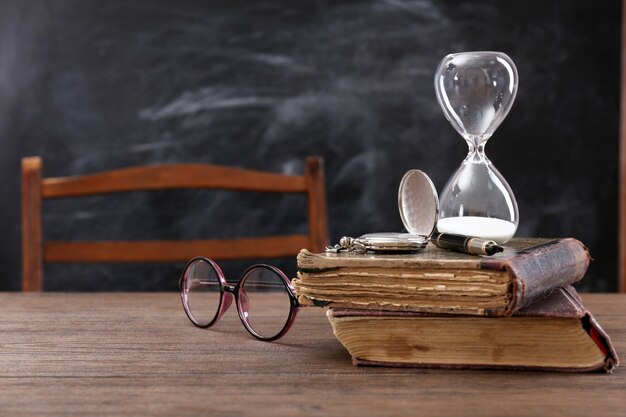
0, 0, 621, 291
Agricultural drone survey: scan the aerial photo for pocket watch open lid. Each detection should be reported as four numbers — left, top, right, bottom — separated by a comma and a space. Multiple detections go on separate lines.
398, 169, 440, 238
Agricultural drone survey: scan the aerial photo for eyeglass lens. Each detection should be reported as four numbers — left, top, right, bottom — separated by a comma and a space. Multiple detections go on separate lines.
183, 259, 221, 327
240, 267, 292, 339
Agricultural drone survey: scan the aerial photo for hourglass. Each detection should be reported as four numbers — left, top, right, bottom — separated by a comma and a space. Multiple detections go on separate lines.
434, 51, 519, 243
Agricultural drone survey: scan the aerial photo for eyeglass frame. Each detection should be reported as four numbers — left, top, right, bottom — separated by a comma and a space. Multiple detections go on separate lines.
179, 256, 301, 342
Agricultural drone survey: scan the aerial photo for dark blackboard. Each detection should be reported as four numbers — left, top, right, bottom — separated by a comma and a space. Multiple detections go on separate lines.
0, 0, 621, 291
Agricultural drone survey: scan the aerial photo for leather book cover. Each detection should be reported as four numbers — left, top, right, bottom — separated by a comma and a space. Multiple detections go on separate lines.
484, 239, 591, 315
297, 237, 590, 317
328, 287, 619, 372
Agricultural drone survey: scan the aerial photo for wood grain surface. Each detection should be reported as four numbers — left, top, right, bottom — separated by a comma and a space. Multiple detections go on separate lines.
0, 293, 624, 417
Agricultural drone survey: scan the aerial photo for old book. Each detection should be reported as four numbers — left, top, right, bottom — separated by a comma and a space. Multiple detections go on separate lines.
294, 238, 590, 316
327, 287, 619, 372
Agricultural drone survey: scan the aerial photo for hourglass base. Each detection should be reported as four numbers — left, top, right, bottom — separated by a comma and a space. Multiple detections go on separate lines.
436, 216, 516, 243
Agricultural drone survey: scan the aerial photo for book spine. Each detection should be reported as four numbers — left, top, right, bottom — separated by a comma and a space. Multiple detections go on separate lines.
484, 238, 591, 316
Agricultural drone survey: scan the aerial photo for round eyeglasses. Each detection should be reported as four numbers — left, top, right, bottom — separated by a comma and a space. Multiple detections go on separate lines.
179, 257, 301, 341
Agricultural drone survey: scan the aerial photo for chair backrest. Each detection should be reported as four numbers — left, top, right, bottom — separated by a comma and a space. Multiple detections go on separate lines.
21, 156, 329, 291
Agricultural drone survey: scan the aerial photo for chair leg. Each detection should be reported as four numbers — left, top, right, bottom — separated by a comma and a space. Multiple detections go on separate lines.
305, 156, 329, 253
22, 157, 44, 291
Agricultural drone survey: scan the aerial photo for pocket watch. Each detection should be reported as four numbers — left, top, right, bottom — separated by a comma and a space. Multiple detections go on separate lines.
326, 232, 429, 254
326, 170, 438, 254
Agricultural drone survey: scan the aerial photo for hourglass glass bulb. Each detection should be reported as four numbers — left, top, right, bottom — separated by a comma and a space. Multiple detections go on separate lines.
434, 51, 519, 243
435, 51, 518, 145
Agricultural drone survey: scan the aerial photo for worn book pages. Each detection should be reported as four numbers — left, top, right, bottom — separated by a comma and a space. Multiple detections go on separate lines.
327, 287, 619, 372
294, 238, 590, 316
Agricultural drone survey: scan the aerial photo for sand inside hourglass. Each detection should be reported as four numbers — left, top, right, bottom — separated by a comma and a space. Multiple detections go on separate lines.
436, 216, 516, 243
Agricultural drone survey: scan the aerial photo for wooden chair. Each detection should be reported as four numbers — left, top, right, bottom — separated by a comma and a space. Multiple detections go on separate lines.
21, 156, 329, 291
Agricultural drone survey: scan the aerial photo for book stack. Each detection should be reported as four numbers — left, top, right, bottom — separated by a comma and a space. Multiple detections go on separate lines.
293, 238, 619, 372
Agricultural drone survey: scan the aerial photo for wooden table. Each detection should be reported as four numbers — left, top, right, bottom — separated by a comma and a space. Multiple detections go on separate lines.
0, 293, 624, 416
